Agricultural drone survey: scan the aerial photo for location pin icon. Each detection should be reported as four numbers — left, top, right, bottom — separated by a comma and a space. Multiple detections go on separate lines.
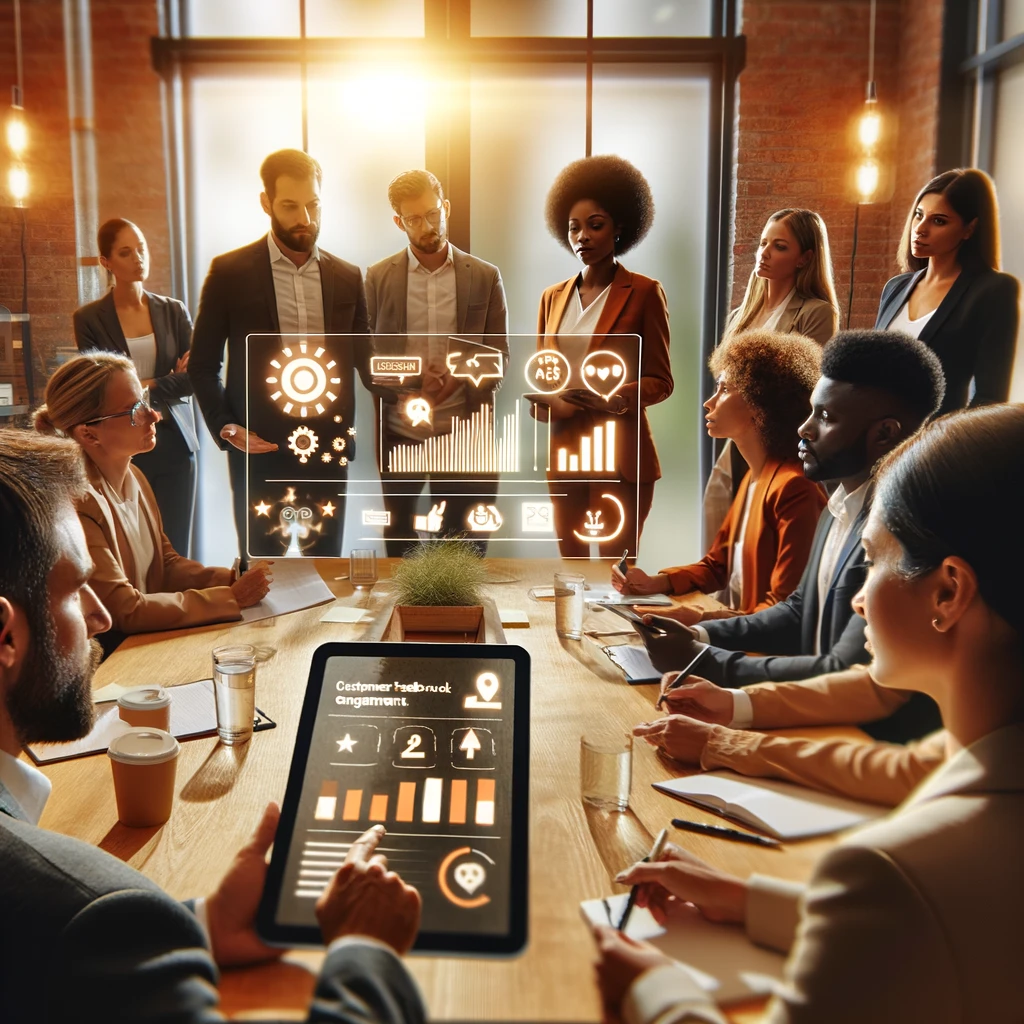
454, 862, 486, 895
581, 351, 628, 400
475, 672, 500, 703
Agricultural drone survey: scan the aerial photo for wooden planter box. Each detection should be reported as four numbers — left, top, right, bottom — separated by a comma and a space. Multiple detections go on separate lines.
388, 604, 486, 644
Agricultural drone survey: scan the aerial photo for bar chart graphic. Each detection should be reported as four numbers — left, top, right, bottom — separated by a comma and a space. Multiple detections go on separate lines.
387, 402, 520, 473
312, 777, 496, 826
555, 419, 616, 474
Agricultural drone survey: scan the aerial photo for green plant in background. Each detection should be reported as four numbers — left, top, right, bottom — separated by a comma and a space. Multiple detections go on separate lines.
391, 540, 487, 607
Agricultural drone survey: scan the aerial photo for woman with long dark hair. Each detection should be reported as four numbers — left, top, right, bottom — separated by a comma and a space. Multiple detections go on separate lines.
876, 168, 1019, 414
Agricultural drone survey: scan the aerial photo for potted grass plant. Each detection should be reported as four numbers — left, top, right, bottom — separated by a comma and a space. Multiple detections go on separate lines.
388, 541, 489, 642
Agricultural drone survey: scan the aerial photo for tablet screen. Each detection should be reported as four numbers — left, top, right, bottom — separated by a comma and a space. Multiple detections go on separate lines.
259, 642, 530, 955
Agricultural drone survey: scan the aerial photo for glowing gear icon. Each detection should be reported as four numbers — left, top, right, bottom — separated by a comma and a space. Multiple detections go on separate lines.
332, 436, 347, 452
287, 425, 319, 464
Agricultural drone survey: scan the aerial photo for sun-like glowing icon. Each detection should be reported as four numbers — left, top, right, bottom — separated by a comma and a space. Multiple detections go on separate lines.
321, 452, 333, 463
287, 425, 319, 464
347, 426, 357, 437
332, 436, 346, 452
265, 342, 342, 417
321, 501, 336, 517
254, 500, 271, 517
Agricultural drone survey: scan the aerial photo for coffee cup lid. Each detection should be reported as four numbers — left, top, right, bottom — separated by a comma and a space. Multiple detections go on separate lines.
117, 686, 170, 711
107, 728, 180, 765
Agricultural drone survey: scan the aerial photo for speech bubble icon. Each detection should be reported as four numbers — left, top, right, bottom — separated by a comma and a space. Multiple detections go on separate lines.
524, 350, 571, 394
581, 350, 628, 400
405, 396, 432, 427
446, 348, 504, 387
454, 862, 486, 895
475, 671, 500, 702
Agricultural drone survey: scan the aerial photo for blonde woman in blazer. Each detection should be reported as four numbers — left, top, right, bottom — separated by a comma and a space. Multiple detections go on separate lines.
34, 353, 271, 653
594, 404, 1024, 1024
533, 155, 673, 557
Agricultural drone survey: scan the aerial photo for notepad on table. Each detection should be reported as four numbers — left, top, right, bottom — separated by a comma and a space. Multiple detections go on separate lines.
653, 771, 885, 840
583, 584, 673, 606
581, 894, 784, 1006
602, 643, 663, 684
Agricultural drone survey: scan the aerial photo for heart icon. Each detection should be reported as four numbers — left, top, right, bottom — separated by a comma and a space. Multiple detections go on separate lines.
581, 350, 628, 401
475, 672, 500, 703
597, 367, 610, 380
454, 862, 486, 895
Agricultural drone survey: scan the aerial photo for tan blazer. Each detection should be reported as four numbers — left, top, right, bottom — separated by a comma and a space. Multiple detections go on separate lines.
773, 293, 837, 345
78, 460, 240, 634
625, 722, 1024, 1024
699, 667, 945, 806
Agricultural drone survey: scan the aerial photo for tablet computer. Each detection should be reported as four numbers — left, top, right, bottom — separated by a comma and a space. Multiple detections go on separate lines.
257, 641, 530, 956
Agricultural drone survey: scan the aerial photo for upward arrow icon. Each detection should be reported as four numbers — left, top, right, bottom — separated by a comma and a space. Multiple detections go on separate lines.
459, 729, 482, 760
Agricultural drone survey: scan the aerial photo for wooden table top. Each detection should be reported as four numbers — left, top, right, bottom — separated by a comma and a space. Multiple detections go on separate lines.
36, 558, 871, 1022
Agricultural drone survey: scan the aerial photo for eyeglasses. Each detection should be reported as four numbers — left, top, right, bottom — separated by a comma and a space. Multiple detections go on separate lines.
84, 388, 153, 427
399, 205, 444, 231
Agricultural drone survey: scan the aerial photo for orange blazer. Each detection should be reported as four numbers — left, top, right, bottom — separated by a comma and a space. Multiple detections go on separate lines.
537, 263, 673, 482
661, 458, 826, 613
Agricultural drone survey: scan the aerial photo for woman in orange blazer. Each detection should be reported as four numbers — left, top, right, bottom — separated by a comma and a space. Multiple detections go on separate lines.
33, 353, 272, 655
613, 330, 825, 620
532, 155, 673, 558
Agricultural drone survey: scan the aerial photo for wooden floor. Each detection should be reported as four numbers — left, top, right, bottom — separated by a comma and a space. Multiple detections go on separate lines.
36, 557, 871, 1022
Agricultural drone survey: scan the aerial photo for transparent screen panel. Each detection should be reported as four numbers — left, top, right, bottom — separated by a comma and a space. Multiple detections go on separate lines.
245, 334, 643, 559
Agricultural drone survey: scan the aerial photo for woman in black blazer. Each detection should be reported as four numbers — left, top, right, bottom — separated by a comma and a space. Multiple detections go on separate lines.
73, 218, 199, 554
875, 168, 1020, 415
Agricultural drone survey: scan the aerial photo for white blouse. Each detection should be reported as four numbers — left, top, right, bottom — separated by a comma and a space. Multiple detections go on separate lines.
97, 472, 156, 593
888, 301, 937, 339
125, 332, 157, 380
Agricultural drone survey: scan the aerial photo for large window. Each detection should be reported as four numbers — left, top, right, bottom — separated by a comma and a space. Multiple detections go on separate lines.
156, 1, 742, 565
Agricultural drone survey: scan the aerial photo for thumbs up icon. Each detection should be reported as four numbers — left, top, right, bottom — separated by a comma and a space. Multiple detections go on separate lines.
414, 500, 447, 533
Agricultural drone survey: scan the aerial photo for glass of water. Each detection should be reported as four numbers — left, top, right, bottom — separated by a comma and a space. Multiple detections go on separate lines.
554, 571, 586, 640
212, 644, 257, 746
580, 732, 633, 812
349, 549, 378, 588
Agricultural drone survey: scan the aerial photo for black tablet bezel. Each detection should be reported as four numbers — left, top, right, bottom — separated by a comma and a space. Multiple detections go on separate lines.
257, 641, 531, 956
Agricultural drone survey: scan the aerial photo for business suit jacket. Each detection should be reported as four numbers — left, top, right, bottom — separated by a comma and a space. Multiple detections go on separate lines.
771, 293, 838, 346
77, 459, 240, 634
0, 782, 427, 1024
699, 667, 946, 807
189, 236, 372, 447
538, 264, 673, 483
73, 289, 199, 452
661, 460, 825, 613
692, 502, 870, 686
875, 265, 1020, 414
627, 722, 1024, 1024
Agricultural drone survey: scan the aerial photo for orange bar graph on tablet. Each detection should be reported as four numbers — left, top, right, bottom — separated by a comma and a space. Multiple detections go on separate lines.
342, 789, 362, 821
449, 779, 467, 824
396, 782, 416, 822
315, 781, 338, 821
368, 794, 389, 821
475, 779, 496, 826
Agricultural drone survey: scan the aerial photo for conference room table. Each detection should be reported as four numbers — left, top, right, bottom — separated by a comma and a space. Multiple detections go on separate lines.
37, 558, 874, 1022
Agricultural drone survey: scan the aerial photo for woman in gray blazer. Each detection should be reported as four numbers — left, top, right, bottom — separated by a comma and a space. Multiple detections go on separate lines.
594, 403, 1024, 1024
73, 218, 199, 555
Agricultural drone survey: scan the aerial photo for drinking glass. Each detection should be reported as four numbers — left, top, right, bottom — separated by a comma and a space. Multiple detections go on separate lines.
580, 732, 632, 812
212, 644, 257, 745
350, 549, 378, 588
554, 571, 586, 640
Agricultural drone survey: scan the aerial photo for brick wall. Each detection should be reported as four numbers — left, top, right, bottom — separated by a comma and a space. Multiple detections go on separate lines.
733, 0, 945, 329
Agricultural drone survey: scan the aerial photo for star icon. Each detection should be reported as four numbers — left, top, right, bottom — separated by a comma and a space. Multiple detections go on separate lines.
336, 734, 357, 753
254, 500, 271, 517
321, 501, 336, 517
347, 426, 357, 437
321, 452, 333, 463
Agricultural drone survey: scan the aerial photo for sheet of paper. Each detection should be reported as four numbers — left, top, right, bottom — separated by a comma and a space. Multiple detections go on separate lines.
581, 894, 784, 1005
319, 604, 368, 624
603, 643, 662, 683
584, 584, 673, 606
498, 608, 530, 627
241, 558, 335, 623
653, 771, 886, 840
91, 681, 136, 704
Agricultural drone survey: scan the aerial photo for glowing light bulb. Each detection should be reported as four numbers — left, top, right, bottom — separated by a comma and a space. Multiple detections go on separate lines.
6, 107, 28, 157
856, 159, 879, 201
857, 106, 881, 148
9, 164, 29, 204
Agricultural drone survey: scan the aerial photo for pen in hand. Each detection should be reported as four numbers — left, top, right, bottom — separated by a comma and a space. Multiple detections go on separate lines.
616, 549, 629, 575
617, 827, 669, 932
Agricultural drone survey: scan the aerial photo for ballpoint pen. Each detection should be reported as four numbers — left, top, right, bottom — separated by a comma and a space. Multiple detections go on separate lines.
672, 818, 781, 848
616, 548, 629, 574
618, 827, 669, 932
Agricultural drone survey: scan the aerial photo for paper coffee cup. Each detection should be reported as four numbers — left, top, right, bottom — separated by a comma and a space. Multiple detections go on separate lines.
107, 728, 180, 828
117, 687, 171, 731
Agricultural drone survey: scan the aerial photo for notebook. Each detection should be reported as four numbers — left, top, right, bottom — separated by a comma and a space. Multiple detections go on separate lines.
602, 643, 664, 684
581, 893, 784, 1005
583, 584, 674, 607
652, 771, 885, 840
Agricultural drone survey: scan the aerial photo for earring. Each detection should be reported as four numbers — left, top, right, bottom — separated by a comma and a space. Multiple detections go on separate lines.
932, 618, 942, 630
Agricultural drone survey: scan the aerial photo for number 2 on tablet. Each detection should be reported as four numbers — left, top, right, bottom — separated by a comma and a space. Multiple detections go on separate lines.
402, 733, 425, 759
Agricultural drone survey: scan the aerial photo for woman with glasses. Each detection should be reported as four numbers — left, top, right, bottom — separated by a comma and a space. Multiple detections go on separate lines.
533, 155, 673, 558
593, 403, 1024, 1023
73, 218, 199, 555
34, 353, 271, 655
